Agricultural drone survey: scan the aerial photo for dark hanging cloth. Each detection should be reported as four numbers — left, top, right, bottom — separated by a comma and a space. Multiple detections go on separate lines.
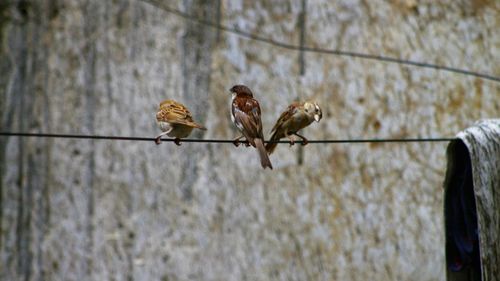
444, 119, 500, 281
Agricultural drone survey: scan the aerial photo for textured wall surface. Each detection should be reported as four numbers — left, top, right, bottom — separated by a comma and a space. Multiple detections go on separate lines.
1, 0, 499, 280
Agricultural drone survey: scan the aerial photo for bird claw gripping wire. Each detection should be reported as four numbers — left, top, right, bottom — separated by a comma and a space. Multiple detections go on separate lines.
233, 139, 240, 147
294, 133, 309, 146
233, 135, 250, 147
154, 137, 182, 146
233, 140, 250, 147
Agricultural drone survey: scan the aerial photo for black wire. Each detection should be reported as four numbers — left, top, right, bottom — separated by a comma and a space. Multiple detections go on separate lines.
138, 0, 500, 83
0, 132, 454, 144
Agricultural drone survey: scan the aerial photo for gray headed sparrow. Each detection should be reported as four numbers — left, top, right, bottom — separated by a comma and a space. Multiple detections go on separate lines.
155, 99, 206, 145
265, 101, 322, 154
230, 85, 273, 169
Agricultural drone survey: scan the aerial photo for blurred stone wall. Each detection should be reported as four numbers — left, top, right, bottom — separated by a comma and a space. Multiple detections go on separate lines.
0, 0, 498, 280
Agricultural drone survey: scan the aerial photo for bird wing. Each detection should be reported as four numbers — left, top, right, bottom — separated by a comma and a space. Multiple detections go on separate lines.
270, 101, 300, 134
157, 99, 205, 129
232, 97, 264, 141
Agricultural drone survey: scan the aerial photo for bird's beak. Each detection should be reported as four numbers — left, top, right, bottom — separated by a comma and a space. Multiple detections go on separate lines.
314, 114, 321, 122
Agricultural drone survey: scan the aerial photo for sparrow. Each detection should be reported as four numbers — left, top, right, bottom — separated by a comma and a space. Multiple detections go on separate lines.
155, 99, 206, 145
265, 101, 322, 154
230, 85, 273, 169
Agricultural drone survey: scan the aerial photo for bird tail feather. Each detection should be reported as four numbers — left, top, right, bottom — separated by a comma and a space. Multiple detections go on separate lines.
191, 122, 207, 130
255, 138, 273, 169
265, 132, 280, 155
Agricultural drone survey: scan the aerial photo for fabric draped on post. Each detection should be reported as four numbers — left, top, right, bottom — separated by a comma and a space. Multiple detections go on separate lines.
444, 119, 500, 281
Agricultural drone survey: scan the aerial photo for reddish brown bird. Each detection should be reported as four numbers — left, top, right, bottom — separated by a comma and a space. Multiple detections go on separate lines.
230, 85, 273, 169
265, 101, 322, 154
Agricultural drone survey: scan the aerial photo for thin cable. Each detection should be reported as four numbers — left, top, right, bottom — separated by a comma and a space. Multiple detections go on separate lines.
0, 132, 454, 144
139, 0, 500, 83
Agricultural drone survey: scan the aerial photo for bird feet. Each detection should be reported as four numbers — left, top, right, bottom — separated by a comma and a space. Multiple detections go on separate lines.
294, 133, 309, 146
155, 137, 181, 146
233, 136, 250, 147
233, 139, 241, 147
233, 139, 251, 147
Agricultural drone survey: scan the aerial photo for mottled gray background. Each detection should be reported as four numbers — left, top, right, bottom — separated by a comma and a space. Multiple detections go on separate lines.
0, 0, 499, 280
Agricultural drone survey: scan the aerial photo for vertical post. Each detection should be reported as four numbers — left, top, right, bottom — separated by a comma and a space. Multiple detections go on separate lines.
82, 0, 97, 277
296, 0, 307, 165
298, 0, 307, 76
216, 0, 222, 42
180, 0, 217, 200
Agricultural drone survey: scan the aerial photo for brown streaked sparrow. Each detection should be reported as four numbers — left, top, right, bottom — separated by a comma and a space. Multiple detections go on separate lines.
265, 101, 322, 154
230, 85, 273, 170
155, 99, 206, 145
